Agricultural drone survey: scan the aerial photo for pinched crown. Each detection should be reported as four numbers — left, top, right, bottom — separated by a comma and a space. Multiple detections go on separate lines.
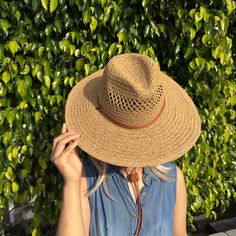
98, 53, 165, 126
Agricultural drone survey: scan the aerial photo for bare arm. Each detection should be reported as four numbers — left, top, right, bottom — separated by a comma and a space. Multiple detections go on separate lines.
56, 181, 86, 236
173, 166, 187, 236
51, 123, 90, 236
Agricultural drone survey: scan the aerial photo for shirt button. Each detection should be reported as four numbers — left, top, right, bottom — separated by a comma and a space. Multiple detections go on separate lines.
141, 192, 146, 197
144, 176, 150, 180
131, 211, 136, 218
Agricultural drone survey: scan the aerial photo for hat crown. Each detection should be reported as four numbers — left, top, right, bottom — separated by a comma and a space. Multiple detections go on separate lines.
98, 53, 165, 127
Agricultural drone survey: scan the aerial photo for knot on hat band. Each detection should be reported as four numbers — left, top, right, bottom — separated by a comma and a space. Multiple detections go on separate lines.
95, 98, 166, 129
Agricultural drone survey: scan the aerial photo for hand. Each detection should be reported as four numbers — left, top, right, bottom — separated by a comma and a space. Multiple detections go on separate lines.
51, 123, 83, 183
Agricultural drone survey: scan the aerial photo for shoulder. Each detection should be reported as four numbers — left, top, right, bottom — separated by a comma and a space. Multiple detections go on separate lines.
176, 165, 184, 177
175, 166, 185, 189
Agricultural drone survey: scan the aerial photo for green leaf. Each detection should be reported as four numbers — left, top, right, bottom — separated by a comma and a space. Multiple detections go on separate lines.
32, 228, 40, 236
44, 75, 51, 89
12, 182, 19, 193
142, 0, 150, 7
2, 71, 11, 84
20, 64, 30, 75
3, 132, 12, 145
8, 41, 20, 56
83, 10, 91, 25
90, 16, 97, 33
189, 28, 196, 41
15, 10, 21, 22
101, 0, 106, 7
75, 58, 84, 71
108, 43, 117, 58
39, 159, 47, 169
4, 182, 11, 198
195, 12, 202, 22
5, 167, 13, 180
12, 146, 18, 159
226, 0, 236, 15
50, 0, 58, 13
84, 64, 90, 76
117, 31, 124, 43
41, 0, 48, 11
7, 110, 15, 127
70, 44, 76, 55
0, 19, 11, 34
43, 60, 51, 77
17, 80, 27, 97
74, 49, 80, 57
35, 111, 41, 123
221, 17, 229, 33
189, 9, 196, 19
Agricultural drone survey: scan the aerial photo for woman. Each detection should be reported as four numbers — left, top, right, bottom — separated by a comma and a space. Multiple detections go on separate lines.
51, 53, 201, 236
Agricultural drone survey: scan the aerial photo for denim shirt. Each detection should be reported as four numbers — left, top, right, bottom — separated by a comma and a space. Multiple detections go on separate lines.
83, 157, 177, 236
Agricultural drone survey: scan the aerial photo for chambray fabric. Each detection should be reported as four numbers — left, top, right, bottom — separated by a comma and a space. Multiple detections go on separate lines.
83, 157, 177, 236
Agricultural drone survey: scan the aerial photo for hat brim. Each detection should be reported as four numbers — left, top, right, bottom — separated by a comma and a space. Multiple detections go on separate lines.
65, 70, 201, 167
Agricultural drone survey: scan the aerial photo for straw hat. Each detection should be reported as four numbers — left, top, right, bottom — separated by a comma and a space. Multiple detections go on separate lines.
65, 53, 201, 167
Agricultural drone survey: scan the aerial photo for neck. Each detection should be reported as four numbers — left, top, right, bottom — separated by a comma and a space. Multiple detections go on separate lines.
120, 167, 143, 176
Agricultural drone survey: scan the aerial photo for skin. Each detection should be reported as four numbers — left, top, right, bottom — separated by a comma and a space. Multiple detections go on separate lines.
51, 123, 187, 236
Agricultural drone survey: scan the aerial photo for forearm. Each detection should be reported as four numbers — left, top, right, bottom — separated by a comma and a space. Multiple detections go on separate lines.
56, 181, 86, 236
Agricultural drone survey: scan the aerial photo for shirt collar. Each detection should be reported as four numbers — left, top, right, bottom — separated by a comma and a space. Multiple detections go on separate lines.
107, 165, 160, 182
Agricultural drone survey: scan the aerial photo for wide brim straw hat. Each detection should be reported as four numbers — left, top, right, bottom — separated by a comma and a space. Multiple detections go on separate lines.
65, 53, 201, 167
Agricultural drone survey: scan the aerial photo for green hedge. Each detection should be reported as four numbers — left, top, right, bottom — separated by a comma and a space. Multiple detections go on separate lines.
0, 0, 236, 234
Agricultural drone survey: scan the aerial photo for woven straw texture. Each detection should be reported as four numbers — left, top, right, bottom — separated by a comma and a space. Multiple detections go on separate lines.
65, 53, 201, 167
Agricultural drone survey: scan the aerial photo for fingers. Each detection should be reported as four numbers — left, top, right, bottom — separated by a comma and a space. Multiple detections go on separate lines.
51, 141, 78, 164
61, 123, 67, 134
53, 133, 80, 157
53, 131, 76, 147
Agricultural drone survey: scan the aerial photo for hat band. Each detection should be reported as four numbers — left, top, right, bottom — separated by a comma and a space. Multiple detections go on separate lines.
96, 98, 166, 129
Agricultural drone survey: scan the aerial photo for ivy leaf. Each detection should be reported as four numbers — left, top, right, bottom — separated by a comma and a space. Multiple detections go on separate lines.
0, 19, 11, 34
12, 182, 19, 193
17, 80, 27, 97
20, 64, 30, 75
84, 64, 90, 76
117, 31, 124, 43
41, 0, 48, 11
50, 0, 58, 14
70, 44, 76, 55
8, 41, 20, 56
108, 43, 117, 58
2, 71, 11, 84
90, 16, 97, 33
7, 110, 16, 127
44, 75, 51, 89
83, 10, 91, 25
35, 111, 41, 123
101, 0, 106, 7
15, 10, 21, 22
75, 58, 84, 71
142, 0, 150, 7
190, 28, 196, 41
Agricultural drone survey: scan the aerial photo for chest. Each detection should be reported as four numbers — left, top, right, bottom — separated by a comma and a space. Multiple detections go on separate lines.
126, 178, 145, 203
88, 174, 176, 236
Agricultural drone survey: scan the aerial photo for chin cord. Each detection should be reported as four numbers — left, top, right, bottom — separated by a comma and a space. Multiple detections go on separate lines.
125, 168, 143, 236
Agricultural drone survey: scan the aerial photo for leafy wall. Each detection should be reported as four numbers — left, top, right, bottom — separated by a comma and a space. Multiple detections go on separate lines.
0, 0, 236, 234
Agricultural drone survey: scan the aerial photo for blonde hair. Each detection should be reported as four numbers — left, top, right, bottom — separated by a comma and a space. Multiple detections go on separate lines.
87, 155, 174, 200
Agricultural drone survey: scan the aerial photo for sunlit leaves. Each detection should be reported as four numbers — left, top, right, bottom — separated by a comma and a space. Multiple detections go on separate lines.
41, 0, 48, 11
90, 16, 97, 33
12, 182, 19, 193
50, 0, 58, 14
0, 0, 235, 234
2, 71, 11, 84
8, 41, 20, 56
0, 19, 11, 35
17, 80, 27, 97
